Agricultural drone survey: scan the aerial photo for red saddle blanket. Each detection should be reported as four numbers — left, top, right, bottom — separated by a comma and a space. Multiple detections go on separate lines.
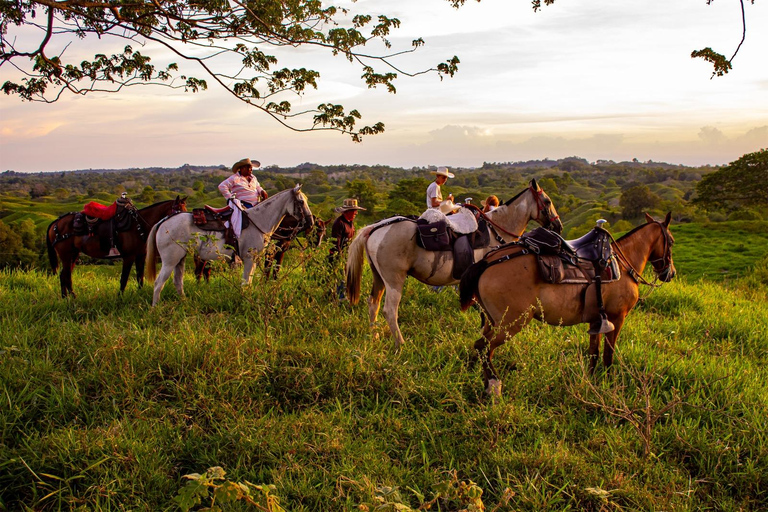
83, 201, 118, 220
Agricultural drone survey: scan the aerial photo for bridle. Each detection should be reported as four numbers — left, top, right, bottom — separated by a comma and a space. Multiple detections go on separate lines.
530, 185, 560, 231
610, 221, 674, 287
648, 222, 674, 282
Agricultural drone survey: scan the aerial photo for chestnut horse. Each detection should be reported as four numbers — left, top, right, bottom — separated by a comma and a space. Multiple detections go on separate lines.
346, 179, 563, 349
459, 213, 676, 397
45, 196, 187, 297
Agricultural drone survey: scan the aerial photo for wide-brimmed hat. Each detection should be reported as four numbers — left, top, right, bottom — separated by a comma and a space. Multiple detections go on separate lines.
430, 166, 455, 179
439, 199, 462, 215
334, 198, 366, 213
232, 158, 261, 173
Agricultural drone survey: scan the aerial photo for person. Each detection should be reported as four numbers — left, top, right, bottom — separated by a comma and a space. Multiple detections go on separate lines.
329, 198, 366, 299
426, 166, 455, 210
218, 157, 268, 208
481, 195, 499, 213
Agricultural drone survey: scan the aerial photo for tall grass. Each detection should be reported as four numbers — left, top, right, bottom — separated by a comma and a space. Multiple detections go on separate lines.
1, 239, 767, 510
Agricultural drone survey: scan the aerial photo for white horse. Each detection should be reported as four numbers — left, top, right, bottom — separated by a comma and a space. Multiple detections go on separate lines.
346, 179, 563, 349
145, 185, 312, 305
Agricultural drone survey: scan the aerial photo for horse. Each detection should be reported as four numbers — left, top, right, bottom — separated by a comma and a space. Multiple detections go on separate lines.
264, 215, 330, 279
459, 213, 676, 397
45, 196, 187, 297
192, 214, 329, 282
145, 185, 312, 305
345, 179, 563, 349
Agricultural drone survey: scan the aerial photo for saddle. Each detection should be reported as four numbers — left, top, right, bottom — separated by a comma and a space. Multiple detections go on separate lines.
191, 204, 249, 255
415, 208, 491, 279
73, 196, 138, 256
488, 221, 619, 334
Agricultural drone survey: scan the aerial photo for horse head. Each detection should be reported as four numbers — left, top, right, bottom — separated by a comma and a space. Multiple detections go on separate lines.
172, 195, 188, 214
307, 217, 329, 247
528, 178, 563, 233
645, 212, 676, 282
292, 184, 314, 228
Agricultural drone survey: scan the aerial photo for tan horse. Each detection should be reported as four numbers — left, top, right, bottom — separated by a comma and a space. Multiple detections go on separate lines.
346, 179, 563, 349
459, 213, 676, 397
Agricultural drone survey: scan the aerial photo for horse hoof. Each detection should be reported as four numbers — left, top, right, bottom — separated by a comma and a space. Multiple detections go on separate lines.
487, 379, 502, 399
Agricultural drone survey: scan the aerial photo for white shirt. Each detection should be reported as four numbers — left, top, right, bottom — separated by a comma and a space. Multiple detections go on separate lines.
426, 181, 442, 210
218, 173, 264, 204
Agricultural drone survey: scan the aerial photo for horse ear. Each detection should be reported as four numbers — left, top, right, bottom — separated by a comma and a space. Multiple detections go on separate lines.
294, 184, 302, 192
663, 212, 672, 226
175, 195, 180, 201
530, 178, 540, 190
644, 213, 655, 223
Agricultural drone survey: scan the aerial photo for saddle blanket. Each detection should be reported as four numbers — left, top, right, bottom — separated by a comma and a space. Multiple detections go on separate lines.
419, 207, 477, 234
83, 201, 117, 220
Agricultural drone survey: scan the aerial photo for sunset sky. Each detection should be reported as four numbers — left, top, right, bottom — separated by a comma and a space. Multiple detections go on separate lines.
1, 0, 766, 173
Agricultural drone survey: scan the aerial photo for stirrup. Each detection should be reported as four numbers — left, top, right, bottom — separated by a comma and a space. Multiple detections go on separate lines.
588, 316, 615, 335
107, 247, 121, 257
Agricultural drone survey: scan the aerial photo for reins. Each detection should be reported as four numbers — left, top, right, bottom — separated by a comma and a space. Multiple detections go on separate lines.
609, 222, 671, 289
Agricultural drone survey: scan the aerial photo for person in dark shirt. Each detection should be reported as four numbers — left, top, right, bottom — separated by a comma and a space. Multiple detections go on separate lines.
329, 198, 365, 299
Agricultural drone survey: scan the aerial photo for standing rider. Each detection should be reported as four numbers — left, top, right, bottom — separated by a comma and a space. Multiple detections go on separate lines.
329, 198, 366, 299
426, 166, 455, 210
218, 158, 268, 208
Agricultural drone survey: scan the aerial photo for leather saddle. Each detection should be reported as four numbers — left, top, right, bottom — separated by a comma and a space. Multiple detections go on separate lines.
192, 204, 249, 256
520, 222, 618, 334
416, 212, 491, 279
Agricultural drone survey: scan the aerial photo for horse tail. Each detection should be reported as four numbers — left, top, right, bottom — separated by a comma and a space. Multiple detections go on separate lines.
346, 227, 370, 305
459, 259, 489, 311
144, 222, 161, 282
45, 219, 59, 275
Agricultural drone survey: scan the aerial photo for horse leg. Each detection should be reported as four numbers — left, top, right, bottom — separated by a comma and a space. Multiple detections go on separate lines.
152, 262, 176, 306
173, 258, 186, 298
380, 272, 407, 350
602, 316, 626, 368
588, 333, 602, 374
135, 252, 146, 289
241, 255, 256, 286
367, 263, 385, 327
119, 256, 135, 294
58, 253, 73, 298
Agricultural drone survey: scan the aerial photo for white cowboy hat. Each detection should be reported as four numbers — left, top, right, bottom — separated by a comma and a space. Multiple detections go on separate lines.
334, 198, 366, 213
430, 166, 455, 179
439, 199, 462, 215
232, 158, 261, 173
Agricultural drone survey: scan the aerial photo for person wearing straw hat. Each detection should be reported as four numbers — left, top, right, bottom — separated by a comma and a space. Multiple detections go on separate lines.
481, 195, 499, 213
329, 198, 366, 299
218, 157, 268, 208
426, 166, 455, 210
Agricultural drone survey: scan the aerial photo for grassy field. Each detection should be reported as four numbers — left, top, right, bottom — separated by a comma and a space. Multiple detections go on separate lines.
1, 221, 767, 510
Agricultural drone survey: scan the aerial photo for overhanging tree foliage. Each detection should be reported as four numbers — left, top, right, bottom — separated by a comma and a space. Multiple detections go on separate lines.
694, 148, 768, 211
0, 0, 754, 140
1, 0, 465, 141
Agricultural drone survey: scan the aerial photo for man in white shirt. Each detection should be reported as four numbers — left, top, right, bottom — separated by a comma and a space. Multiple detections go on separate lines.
218, 158, 268, 208
426, 166, 455, 210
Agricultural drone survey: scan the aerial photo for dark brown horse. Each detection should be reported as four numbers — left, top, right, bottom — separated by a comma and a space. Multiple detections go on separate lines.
193, 215, 329, 282
459, 213, 676, 397
46, 197, 187, 297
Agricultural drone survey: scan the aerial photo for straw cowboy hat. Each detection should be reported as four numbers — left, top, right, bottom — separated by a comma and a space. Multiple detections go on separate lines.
334, 198, 367, 213
430, 166, 455, 179
439, 199, 462, 215
232, 158, 261, 173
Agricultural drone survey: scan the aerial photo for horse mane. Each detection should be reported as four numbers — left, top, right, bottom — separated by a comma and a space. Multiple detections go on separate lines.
615, 220, 655, 243
503, 187, 528, 206
141, 197, 187, 210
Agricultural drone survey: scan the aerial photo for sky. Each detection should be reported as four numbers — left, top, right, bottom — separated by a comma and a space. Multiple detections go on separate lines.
1, 0, 766, 173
